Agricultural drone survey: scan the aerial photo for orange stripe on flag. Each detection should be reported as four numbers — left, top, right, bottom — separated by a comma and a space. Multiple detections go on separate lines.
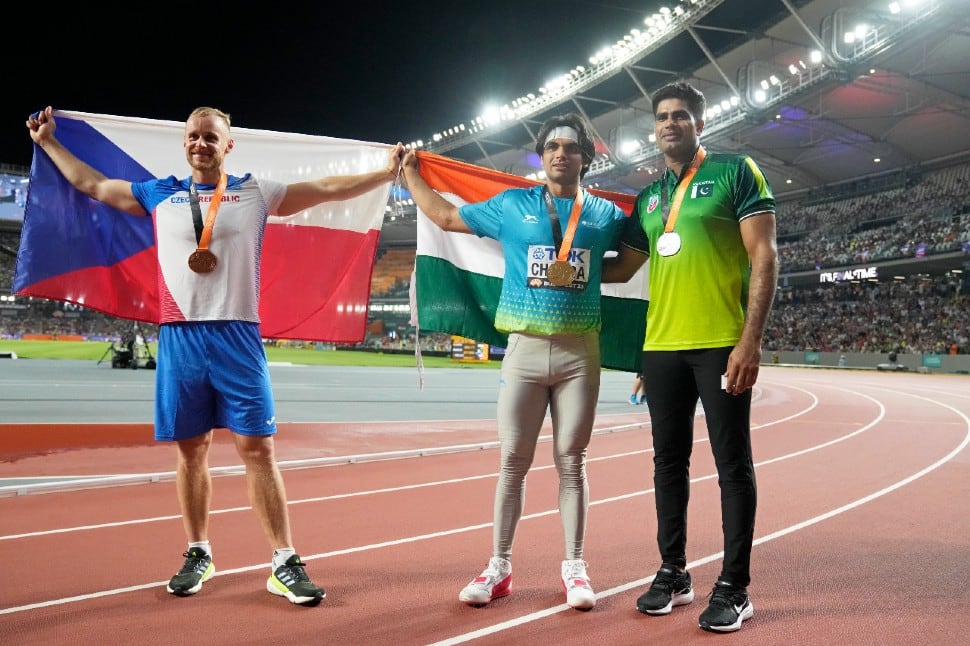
415, 151, 636, 214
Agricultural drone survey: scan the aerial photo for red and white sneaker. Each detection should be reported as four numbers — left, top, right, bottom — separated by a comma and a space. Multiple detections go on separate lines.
562, 559, 596, 609
459, 557, 512, 606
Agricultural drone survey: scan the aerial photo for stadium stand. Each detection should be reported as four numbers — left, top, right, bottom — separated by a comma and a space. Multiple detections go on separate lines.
370, 248, 415, 297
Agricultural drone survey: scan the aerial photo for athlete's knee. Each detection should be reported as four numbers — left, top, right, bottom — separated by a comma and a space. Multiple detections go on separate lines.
233, 433, 276, 463
176, 431, 213, 463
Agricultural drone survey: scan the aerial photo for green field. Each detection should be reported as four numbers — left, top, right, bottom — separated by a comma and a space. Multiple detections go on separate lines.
0, 339, 499, 369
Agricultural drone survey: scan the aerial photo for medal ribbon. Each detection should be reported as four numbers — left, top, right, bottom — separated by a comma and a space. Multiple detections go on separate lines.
541, 186, 585, 262
660, 145, 706, 233
188, 173, 228, 251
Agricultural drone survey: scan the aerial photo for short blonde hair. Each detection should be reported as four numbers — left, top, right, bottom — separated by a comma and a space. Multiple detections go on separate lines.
187, 107, 231, 131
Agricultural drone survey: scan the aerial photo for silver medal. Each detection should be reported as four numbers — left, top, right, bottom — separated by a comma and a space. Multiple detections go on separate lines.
656, 232, 682, 257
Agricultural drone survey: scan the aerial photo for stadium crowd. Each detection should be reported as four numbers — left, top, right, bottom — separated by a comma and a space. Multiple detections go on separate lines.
767, 273, 967, 355
776, 162, 970, 272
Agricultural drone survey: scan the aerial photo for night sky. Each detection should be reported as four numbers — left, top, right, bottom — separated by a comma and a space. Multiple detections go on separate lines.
2, 1, 652, 170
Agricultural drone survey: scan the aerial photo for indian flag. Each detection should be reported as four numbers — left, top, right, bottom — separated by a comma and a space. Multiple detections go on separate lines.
409, 152, 648, 372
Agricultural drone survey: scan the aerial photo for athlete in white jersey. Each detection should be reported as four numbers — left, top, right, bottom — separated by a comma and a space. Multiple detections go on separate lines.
27, 105, 404, 606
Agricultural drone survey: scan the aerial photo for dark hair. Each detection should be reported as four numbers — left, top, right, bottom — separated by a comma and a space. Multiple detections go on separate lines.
651, 82, 706, 123
534, 113, 596, 178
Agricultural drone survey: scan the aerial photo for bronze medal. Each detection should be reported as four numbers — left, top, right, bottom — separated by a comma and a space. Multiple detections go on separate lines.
547, 260, 577, 286
188, 249, 218, 273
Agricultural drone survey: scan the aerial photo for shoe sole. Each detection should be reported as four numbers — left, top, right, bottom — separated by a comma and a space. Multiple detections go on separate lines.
637, 589, 694, 615
699, 602, 754, 632
567, 593, 596, 610
266, 577, 326, 606
266, 586, 326, 606
460, 588, 510, 607
295, 593, 325, 607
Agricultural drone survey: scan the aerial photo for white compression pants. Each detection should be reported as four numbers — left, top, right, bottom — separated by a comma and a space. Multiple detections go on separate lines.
492, 332, 601, 561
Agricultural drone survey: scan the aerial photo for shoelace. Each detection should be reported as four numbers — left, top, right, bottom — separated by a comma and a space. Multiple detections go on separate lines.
708, 585, 745, 608
177, 551, 209, 575
476, 569, 501, 583
563, 562, 589, 581
479, 560, 509, 582
651, 569, 679, 592
281, 563, 311, 583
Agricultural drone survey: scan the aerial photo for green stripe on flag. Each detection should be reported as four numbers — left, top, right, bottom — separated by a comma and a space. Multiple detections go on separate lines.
415, 255, 507, 348
415, 255, 647, 373
600, 295, 647, 372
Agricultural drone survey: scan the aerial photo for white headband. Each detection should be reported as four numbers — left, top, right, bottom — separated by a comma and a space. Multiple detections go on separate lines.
545, 126, 579, 144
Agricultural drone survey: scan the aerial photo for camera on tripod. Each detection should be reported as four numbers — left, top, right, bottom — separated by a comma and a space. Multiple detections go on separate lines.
98, 322, 156, 370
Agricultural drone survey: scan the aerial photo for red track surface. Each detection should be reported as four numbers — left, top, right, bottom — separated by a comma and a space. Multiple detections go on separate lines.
1, 367, 969, 645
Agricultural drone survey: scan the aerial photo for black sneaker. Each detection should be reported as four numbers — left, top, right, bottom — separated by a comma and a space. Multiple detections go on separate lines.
698, 580, 754, 632
167, 547, 215, 596
267, 554, 326, 606
636, 564, 694, 615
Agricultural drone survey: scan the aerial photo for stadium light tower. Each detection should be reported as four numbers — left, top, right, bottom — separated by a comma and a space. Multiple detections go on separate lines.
421, 0, 729, 155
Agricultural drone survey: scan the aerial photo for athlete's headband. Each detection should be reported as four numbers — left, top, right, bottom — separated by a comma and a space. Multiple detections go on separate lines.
544, 126, 579, 145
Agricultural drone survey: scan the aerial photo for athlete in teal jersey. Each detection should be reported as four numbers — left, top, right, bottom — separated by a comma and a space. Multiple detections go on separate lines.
403, 113, 627, 611
605, 81, 778, 634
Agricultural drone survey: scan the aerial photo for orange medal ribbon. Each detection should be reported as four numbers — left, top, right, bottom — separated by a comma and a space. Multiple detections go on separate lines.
187, 173, 228, 273
657, 146, 706, 257
545, 188, 585, 286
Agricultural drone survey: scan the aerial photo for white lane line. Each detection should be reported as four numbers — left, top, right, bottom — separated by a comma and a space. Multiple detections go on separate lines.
0, 386, 820, 539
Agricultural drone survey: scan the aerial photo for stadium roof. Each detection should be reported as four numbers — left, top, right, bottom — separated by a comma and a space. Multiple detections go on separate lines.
382, 0, 970, 246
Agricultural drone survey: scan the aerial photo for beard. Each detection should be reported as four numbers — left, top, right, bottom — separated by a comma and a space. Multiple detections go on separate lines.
185, 150, 221, 173
658, 135, 698, 162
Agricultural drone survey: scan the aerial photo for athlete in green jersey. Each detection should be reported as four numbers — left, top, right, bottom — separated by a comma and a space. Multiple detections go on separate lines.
604, 81, 778, 633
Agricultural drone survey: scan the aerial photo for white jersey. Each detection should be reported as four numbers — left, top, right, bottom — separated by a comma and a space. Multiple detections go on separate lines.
131, 174, 286, 323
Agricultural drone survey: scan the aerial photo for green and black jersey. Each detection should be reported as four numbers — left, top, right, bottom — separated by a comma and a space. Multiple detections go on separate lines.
619, 152, 775, 350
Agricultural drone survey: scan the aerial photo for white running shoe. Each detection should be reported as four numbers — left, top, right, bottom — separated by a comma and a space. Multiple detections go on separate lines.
459, 557, 512, 606
561, 559, 596, 609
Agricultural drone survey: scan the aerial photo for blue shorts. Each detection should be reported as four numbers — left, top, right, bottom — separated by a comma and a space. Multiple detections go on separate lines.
154, 321, 277, 442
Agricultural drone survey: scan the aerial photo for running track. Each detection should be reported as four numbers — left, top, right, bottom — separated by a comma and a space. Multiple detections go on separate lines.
1, 363, 968, 645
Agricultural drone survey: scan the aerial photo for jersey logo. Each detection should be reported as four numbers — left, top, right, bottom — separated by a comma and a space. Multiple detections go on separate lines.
522, 213, 541, 224
646, 194, 660, 213
525, 244, 589, 291
691, 182, 714, 199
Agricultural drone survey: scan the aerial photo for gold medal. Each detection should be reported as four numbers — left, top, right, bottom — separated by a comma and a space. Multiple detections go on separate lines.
188, 249, 218, 273
547, 260, 577, 286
